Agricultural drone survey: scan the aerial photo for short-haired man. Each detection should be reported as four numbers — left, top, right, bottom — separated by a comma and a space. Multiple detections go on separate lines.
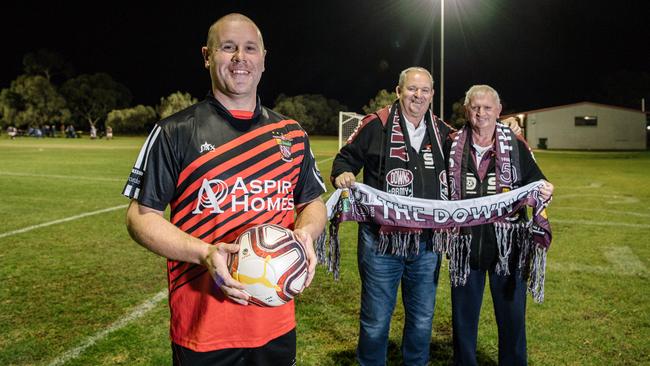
332, 67, 450, 365
123, 13, 326, 366
446, 85, 553, 365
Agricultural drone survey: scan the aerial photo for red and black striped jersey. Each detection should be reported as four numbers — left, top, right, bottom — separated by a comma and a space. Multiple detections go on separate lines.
122, 95, 325, 352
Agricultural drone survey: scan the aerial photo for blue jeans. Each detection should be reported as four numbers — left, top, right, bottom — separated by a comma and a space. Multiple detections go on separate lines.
357, 224, 442, 366
451, 268, 528, 366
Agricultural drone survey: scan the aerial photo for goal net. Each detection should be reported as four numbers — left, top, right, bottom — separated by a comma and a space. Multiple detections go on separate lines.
338, 111, 365, 149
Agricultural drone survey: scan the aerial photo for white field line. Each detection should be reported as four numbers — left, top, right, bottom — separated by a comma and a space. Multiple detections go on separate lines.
0, 171, 123, 182
550, 246, 648, 275
43, 155, 339, 364
46, 290, 168, 366
317, 156, 334, 164
552, 219, 650, 229
0, 205, 128, 239
558, 207, 650, 218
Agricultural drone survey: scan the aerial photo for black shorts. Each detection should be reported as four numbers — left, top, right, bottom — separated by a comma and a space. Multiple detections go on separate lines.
172, 328, 296, 366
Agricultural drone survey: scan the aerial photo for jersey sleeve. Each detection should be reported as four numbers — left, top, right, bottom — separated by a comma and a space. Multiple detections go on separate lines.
293, 135, 326, 205
122, 124, 180, 211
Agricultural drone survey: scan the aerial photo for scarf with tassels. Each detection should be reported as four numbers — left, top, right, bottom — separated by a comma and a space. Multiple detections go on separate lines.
447, 122, 552, 302
377, 101, 447, 257
318, 180, 552, 302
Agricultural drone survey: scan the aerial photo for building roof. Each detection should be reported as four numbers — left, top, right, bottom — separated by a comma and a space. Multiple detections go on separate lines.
502, 101, 645, 119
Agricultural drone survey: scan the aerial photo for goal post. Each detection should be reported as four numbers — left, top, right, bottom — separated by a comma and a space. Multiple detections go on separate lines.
338, 111, 365, 150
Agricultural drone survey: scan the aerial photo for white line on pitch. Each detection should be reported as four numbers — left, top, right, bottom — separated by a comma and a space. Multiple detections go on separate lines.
552, 219, 650, 229
0, 171, 123, 182
558, 207, 650, 218
317, 156, 335, 164
550, 246, 648, 275
0, 205, 128, 239
46, 289, 168, 366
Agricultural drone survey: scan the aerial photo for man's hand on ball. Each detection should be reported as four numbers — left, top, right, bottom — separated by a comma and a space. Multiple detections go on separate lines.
293, 229, 316, 289
334, 172, 356, 189
202, 243, 250, 305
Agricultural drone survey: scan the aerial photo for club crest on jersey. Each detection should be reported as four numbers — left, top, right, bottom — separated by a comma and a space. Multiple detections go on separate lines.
386, 168, 413, 197
200, 142, 215, 154
193, 178, 229, 213
274, 133, 293, 162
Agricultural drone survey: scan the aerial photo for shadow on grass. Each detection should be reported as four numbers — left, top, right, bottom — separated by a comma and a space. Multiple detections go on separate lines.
328, 339, 497, 365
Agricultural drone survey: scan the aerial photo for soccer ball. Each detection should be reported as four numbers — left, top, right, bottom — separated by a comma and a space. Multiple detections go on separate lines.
229, 224, 308, 307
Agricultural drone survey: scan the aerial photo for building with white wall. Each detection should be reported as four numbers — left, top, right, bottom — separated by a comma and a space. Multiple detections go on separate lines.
504, 102, 647, 150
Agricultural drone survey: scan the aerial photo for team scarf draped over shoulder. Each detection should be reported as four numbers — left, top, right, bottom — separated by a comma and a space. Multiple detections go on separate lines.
377, 101, 448, 257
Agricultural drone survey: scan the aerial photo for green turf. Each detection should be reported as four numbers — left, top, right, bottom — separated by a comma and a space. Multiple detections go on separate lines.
0, 136, 648, 365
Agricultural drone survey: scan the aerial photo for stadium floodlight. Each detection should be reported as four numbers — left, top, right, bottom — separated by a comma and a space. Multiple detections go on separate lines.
338, 111, 365, 149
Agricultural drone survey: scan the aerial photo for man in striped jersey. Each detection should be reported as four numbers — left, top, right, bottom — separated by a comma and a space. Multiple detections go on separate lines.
123, 13, 326, 366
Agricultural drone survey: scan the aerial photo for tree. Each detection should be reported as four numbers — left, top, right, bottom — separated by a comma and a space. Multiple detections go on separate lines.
157, 91, 198, 119
60, 73, 132, 130
273, 94, 347, 135
106, 105, 157, 134
448, 97, 468, 129
362, 89, 397, 114
0, 74, 70, 129
22, 49, 73, 82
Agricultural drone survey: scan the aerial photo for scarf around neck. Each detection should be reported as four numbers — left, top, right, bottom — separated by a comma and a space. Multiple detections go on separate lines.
377, 101, 447, 256
447, 122, 552, 302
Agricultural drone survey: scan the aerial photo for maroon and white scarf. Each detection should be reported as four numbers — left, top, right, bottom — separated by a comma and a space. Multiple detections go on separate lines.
320, 178, 552, 302
375, 101, 448, 256
447, 123, 552, 302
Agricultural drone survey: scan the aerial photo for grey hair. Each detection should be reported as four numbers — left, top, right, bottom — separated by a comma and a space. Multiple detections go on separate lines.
398, 67, 434, 89
463, 85, 501, 107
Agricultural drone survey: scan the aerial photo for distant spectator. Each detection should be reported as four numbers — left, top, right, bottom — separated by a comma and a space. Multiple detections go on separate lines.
51, 124, 57, 137
65, 125, 76, 138
44, 124, 51, 137
7, 125, 17, 139
106, 126, 113, 140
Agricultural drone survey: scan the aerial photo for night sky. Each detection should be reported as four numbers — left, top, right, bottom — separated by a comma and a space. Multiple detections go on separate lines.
3, 1, 649, 118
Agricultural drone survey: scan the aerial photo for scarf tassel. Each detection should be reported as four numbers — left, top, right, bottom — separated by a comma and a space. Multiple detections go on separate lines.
448, 233, 472, 287
528, 246, 547, 303
315, 229, 327, 265
494, 222, 528, 276
316, 218, 341, 280
327, 220, 341, 280
378, 232, 421, 257
517, 225, 532, 275
432, 230, 450, 253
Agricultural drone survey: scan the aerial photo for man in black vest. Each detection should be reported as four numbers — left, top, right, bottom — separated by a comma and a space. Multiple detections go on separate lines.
332, 67, 450, 366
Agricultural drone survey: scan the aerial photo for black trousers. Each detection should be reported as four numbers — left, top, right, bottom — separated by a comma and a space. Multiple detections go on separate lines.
451, 269, 528, 366
172, 328, 296, 366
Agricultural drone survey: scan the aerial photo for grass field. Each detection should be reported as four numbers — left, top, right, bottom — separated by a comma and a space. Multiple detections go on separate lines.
1, 135, 649, 365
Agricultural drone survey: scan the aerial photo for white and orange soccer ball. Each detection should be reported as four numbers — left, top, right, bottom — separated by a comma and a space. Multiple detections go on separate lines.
229, 224, 308, 307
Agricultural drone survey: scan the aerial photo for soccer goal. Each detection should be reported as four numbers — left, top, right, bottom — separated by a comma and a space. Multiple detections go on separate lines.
338, 111, 365, 149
